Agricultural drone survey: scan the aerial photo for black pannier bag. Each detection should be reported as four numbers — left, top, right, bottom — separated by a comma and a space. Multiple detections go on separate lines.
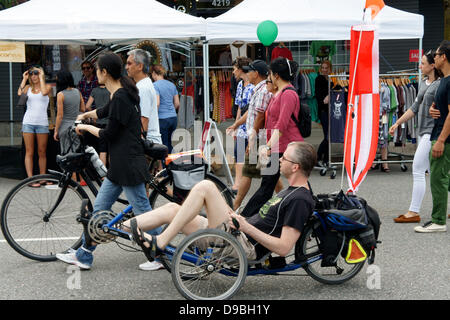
314, 190, 381, 266
166, 150, 206, 202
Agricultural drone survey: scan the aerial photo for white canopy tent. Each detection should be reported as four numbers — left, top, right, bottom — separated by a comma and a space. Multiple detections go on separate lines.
0, 0, 206, 44
0, 0, 208, 149
205, 0, 424, 43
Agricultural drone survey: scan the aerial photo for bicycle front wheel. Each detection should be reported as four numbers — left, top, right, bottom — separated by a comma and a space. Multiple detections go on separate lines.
149, 171, 234, 272
1, 173, 92, 262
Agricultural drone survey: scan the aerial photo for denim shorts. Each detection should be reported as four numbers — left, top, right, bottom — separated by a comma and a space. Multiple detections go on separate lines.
22, 124, 49, 134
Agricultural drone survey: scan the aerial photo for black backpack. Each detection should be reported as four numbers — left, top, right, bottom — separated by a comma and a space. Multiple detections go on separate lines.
282, 86, 311, 138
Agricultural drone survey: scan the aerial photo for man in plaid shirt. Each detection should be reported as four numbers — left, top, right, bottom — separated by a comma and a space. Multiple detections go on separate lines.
78, 61, 98, 106
227, 60, 274, 210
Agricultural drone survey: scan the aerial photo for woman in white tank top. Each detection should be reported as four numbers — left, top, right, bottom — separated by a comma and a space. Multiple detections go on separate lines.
17, 66, 52, 187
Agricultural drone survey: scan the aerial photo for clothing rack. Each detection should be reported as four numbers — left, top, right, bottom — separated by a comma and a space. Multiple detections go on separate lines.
317, 72, 419, 178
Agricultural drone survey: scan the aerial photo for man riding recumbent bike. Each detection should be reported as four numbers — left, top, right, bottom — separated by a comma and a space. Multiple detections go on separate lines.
74, 141, 381, 300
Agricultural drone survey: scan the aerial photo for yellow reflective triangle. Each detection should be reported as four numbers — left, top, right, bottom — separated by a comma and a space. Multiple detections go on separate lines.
345, 238, 367, 264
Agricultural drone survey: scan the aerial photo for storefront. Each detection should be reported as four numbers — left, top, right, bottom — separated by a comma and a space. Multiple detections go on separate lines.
0, 0, 446, 179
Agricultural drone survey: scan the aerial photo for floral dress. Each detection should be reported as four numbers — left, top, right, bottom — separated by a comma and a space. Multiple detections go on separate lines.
234, 80, 255, 139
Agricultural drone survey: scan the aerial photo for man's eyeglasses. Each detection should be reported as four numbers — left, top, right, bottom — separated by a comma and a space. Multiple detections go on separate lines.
82, 66, 92, 70
280, 155, 299, 164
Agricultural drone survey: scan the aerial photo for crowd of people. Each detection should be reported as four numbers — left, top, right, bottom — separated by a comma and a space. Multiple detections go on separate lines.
17, 39, 449, 272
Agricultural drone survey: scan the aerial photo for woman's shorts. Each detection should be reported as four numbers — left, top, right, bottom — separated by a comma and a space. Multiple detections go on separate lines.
242, 153, 261, 178
22, 124, 49, 134
234, 136, 248, 163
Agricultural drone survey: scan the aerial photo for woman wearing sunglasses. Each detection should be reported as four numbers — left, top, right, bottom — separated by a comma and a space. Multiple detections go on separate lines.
18, 66, 52, 187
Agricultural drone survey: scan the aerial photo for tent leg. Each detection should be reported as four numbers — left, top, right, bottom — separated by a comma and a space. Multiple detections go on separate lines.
202, 38, 210, 171
418, 38, 422, 80
9, 62, 13, 146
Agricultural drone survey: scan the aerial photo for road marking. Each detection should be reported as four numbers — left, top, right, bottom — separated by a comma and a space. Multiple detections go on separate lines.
0, 237, 79, 243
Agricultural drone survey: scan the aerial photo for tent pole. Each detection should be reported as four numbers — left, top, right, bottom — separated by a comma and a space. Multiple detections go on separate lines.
202, 37, 211, 170
9, 62, 13, 146
418, 37, 422, 80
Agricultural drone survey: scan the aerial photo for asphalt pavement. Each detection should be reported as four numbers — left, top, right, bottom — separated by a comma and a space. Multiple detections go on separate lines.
0, 161, 448, 301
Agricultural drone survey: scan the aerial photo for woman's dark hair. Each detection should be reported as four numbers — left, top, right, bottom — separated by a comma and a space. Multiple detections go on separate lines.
424, 50, 444, 79
96, 52, 140, 104
232, 57, 252, 70
56, 70, 75, 93
269, 57, 299, 82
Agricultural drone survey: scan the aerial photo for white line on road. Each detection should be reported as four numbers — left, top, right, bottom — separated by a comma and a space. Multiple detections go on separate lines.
0, 237, 79, 243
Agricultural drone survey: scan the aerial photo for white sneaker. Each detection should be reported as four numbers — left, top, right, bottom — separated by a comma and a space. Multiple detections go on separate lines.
414, 221, 447, 233
56, 251, 91, 270
139, 260, 164, 271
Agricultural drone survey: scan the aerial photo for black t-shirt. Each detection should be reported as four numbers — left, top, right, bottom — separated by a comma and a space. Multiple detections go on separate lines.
97, 88, 150, 186
431, 75, 450, 144
245, 186, 315, 256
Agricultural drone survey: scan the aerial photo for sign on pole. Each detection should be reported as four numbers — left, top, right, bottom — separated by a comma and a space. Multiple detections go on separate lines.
0, 41, 25, 63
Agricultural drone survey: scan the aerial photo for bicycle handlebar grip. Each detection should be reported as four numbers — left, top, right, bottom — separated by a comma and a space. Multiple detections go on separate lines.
232, 217, 240, 230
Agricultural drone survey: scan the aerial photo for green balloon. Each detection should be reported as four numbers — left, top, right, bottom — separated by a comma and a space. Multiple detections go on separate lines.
257, 20, 278, 46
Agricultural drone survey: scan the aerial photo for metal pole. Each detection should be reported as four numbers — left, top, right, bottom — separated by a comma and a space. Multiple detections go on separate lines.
202, 38, 211, 169
418, 38, 422, 80
9, 62, 13, 146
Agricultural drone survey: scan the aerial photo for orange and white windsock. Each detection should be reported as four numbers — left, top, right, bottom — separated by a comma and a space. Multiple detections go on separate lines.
343, 25, 379, 193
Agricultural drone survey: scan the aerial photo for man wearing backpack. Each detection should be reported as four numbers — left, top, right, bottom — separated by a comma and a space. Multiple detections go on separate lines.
240, 58, 304, 218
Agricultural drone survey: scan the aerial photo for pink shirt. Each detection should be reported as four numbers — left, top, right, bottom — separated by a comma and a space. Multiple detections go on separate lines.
265, 85, 303, 153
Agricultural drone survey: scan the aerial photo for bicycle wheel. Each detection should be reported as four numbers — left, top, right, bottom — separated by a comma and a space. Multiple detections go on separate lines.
1, 173, 92, 262
149, 170, 234, 272
296, 223, 365, 285
171, 229, 247, 300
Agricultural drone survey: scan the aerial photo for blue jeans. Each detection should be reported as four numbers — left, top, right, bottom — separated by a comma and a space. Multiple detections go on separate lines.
77, 178, 162, 265
159, 116, 178, 154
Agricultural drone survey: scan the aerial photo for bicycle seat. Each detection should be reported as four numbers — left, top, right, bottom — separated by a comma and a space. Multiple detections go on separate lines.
145, 143, 168, 160
56, 152, 90, 172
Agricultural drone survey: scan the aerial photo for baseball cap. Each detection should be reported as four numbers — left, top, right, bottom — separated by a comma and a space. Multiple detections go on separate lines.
243, 60, 269, 75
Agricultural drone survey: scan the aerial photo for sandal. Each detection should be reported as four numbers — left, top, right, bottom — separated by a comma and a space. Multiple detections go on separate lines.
129, 218, 161, 261
380, 166, 390, 173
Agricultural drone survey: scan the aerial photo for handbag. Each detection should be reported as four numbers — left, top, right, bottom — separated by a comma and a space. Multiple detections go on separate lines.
16, 92, 28, 108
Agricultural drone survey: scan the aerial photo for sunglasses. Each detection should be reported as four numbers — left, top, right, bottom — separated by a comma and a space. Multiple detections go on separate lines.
28, 70, 39, 75
280, 155, 299, 164
82, 66, 92, 70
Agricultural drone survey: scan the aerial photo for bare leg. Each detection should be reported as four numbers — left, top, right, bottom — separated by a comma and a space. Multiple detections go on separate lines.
157, 180, 232, 249
36, 133, 48, 175
23, 132, 35, 177
233, 176, 252, 210
232, 163, 244, 191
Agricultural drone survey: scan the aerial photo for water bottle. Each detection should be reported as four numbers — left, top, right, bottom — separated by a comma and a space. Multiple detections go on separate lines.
85, 146, 107, 178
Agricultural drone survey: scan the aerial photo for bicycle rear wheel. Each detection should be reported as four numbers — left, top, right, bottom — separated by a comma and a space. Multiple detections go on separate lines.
296, 223, 365, 285
1, 173, 92, 262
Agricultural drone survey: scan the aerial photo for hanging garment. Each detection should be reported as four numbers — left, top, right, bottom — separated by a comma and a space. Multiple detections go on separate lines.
329, 89, 347, 143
